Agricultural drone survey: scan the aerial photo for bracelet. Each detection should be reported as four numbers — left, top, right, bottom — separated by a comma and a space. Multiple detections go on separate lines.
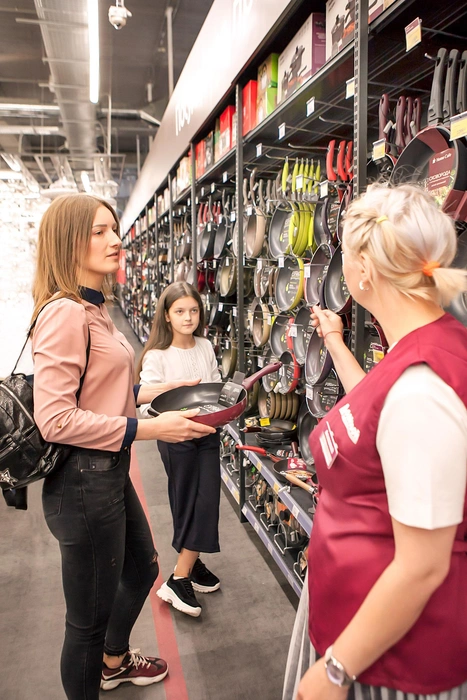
323, 330, 343, 341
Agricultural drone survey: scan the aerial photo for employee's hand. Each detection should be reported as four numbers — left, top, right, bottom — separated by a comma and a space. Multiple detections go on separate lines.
297, 658, 349, 700
311, 305, 344, 345
136, 409, 215, 442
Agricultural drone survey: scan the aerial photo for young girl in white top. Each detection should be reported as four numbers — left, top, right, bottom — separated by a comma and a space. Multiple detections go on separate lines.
138, 282, 222, 617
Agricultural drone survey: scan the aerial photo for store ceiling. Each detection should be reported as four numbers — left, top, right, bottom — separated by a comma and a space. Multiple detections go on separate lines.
0, 0, 214, 210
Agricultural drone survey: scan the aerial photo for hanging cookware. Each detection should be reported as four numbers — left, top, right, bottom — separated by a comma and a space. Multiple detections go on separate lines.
297, 400, 317, 470
245, 170, 268, 258
304, 244, 334, 308
261, 349, 281, 393
148, 363, 282, 428
275, 256, 304, 312
306, 369, 343, 418
236, 444, 313, 485
291, 306, 312, 366
258, 386, 276, 420
362, 322, 388, 373
251, 298, 272, 348
270, 311, 294, 357
221, 343, 238, 379
213, 191, 231, 259
323, 245, 352, 314
278, 350, 302, 394
446, 229, 467, 326
305, 327, 333, 387
218, 256, 237, 298
209, 300, 230, 329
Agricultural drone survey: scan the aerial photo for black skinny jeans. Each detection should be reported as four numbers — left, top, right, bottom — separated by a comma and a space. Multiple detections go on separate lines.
42, 447, 159, 700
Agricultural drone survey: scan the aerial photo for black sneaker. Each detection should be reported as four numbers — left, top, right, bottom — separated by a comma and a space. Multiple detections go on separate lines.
156, 574, 202, 617
190, 558, 221, 593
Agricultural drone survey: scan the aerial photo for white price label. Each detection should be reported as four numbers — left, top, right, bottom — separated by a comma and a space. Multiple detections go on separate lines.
225, 339, 230, 348
207, 223, 212, 232
230, 211, 236, 222
405, 17, 422, 52
278, 256, 285, 268
346, 78, 355, 99
451, 111, 467, 140
258, 356, 264, 367
292, 504, 300, 519
278, 122, 286, 140
296, 175, 304, 191
304, 264, 311, 279
256, 143, 263, 157
253, 521, 260, 533
320, 181, 329, 198
279, 366, 286, 376
178, 209, 182, 216
225, 257, 230, 266
267, 314, 273, 326
306, 385, 314, 400
195, 197, 199, 205
211, 182, 216, 193
201, 187, 205, 197
223, 171, 228, 183
372, 138, 386, 162
247, 206, 253, 216
232, 306, 237, 317
218, 214, 223, 224
289, 324, 298, 338
212, 260, 217, 269
218, 302, 224, 311
306, 97, 315, 117
187, 199, 191, 206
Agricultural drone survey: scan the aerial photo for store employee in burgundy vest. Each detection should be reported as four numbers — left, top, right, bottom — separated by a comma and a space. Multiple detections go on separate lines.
292, 184, 467, 700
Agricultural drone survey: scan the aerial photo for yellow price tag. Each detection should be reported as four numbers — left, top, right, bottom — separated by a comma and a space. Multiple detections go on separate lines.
451, 111, 467, 141
372, 349, 385, 364
232, 488, 239, 503
260, 417, 271, 427
372, 139, 386, 161
405, 18, 422, 52
256, 462, 262, 473
273, 482, 280, 494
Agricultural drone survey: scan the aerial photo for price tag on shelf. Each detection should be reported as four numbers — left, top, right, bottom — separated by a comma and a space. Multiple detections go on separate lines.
256, 143, 263, 158
258, 356, 264, 368
195, 197, 199, 205
253, 520, 260, 533
372, 138, 387, 162
225, 257, 230, 266
218, 214, 223, 224
247, 205, 253, 216
278, 256, 285, 268
178, 208, 182, 216
260, 417, 270, 427
267, 541, 273, 555
296, 175, 304, 191
273, 482, 280, 495
278, 122, 286, 140
304, 263, 311, 278
289, 324, 298, 338
346, 78, 355, 99
221, 471, 228, 484
306, 385, 314, 400
255, 461, 262, 473
218, 302, 224, 311
225, 339, 230, 349
267, 314, 273, 326
257, 259, 263, 270
230, 211, 236, 222
292, 504, 300, 520
232, 306, 238, 317
223, 171, 228, 183
451, 111, 467, 141
405, 17, 422, 52
306, 97, 315, 117
207, 223, 212, 232
212, 260, 217, 269
201, 187, 205, 197
211, 182, 216, 193
320, 181, 329, 198
232, 488, 239, 503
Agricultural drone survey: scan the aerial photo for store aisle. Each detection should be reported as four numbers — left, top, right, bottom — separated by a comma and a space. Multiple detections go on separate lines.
0, 303, 297, 700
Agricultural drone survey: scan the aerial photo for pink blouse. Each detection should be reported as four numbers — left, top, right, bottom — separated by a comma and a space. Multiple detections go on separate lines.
32, 297, 136, 452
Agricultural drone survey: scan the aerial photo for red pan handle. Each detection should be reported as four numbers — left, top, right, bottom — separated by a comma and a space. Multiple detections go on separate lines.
394, 96, 406, 151
326, 140, 337, 181
412, 97, 422, 137
378, 93, 390, 141
242, 361, 282, 392
345, 142, 353, 180
236, 445, 267, 456
198, 202, 205, 226
337, 140, 348, 182
404, 96, 413, 147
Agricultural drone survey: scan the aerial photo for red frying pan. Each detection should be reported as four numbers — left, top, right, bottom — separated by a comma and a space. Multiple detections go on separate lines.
148, 363, 281, 428
236, 444, 313, 484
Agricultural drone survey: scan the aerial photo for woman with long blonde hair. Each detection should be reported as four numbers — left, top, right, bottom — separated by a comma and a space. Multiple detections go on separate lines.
31, 194, 214, 699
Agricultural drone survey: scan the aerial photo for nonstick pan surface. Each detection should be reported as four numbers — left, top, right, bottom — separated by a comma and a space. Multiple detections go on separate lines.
305, 244, 334, 308
323, 245, 351, 314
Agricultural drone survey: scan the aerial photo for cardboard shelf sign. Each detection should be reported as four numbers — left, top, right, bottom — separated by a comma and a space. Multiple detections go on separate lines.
122, 0, 293, 233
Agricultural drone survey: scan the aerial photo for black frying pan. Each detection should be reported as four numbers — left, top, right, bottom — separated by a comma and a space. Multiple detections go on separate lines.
149, 363, 281, 428
323, 245, 352, 314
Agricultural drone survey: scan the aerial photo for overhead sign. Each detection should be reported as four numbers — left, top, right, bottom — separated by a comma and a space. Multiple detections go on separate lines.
121, 0, 294, 232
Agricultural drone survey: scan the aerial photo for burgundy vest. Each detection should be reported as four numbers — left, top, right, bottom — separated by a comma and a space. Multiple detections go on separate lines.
308, 314, 467, 694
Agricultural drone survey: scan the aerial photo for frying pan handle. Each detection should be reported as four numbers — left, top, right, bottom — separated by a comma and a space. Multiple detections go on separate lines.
404, 96, 413, 147
456, 50, 467, 116
326, 140, 337, 181
337, 140, 347, 182
235, 444, 267, 456
378, 93, 390, 141
285, 472, 316, 494
242, 361, 282, 392
345, 142, 353, 180
394, 96, 406, 150
243, 177, 249, 207
249, 167, 257, 203
443, 49, 460, 126
412, 97, 422, 137
427, 47, 448, 126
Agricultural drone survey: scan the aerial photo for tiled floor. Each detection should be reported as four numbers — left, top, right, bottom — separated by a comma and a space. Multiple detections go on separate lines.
0, 303, 298, 700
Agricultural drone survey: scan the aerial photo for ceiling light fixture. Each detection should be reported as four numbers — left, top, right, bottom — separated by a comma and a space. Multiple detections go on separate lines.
88, 0, 100, 104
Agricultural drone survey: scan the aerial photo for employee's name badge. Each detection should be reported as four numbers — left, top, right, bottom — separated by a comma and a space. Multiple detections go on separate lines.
319, 421, 339, 469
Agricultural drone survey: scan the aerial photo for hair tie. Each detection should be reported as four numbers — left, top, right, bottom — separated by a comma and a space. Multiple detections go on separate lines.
422, 260, 440, 277
375, 215, 388, 224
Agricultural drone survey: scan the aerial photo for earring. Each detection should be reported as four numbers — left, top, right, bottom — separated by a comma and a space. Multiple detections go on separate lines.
359, 281, 369, 292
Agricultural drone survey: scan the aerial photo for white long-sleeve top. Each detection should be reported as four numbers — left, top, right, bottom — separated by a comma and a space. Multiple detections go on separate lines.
139, 336, 221, 418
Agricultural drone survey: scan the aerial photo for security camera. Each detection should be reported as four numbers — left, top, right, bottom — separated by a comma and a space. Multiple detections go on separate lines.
108, 1, 132, 30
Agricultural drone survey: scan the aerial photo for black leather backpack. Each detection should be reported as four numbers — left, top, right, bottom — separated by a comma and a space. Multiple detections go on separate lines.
0, 301, 90, 509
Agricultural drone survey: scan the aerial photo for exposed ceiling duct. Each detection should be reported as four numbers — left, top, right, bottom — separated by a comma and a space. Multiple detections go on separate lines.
33, 0, 96, 171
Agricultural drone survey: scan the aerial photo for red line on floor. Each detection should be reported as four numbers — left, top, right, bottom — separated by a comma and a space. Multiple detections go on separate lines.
130, 450, 189, 700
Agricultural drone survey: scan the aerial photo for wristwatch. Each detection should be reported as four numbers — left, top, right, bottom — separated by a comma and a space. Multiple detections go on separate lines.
324, 646, 356, 687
